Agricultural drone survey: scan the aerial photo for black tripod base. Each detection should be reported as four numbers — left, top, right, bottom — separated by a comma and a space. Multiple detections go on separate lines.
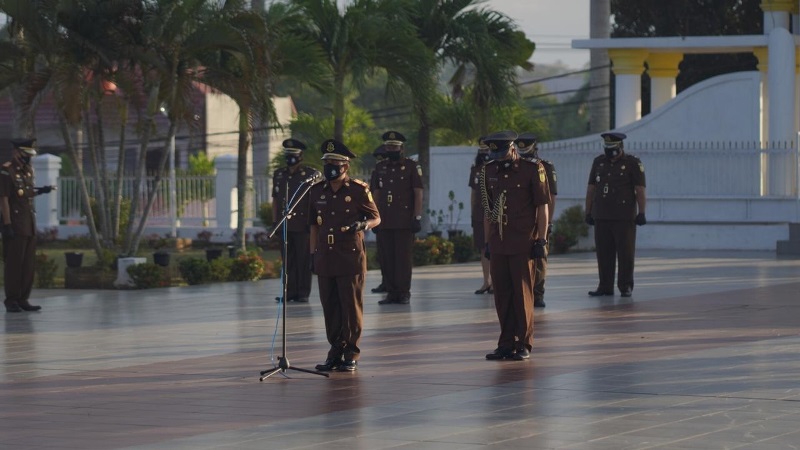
259, 356, 330, 380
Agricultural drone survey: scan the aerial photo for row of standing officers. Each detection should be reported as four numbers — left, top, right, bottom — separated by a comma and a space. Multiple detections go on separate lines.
269, 130, 646, 369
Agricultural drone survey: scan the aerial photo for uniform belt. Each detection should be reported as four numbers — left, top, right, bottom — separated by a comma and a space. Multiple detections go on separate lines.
325, 232, 359, 245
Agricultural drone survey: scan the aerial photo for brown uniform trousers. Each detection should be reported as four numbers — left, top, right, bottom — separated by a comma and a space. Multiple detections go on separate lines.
272, 165, 319, 300
371, 158, 423, 298
309, 177, 380, 361
521, 157, 558, 302
0, 161, 37, 308
587, 154, 646, 292
483, 159, 550, 352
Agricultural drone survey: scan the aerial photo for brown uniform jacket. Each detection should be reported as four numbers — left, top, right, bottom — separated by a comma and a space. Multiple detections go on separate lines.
309, 177, 380, 277
0, 161, 36, 236
587, 154, 646, 220
521, 155, 558, 215
370, 157, 423, 230
272, 165, 320, 233
483, 158, 550, 255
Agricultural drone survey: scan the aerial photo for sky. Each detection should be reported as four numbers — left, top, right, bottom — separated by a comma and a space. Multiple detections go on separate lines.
485, 0, 591, 69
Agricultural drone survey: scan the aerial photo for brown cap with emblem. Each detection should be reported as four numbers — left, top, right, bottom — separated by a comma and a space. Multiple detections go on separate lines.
282, 138, 306, 155
320, 139, 356, 161
601, 132, 626, 149
381, 131, 406, 146
12, 138, 37, 156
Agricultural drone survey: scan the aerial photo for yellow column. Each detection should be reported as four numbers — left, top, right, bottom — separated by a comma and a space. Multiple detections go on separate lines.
608, 49, 648, 127
760, 0, 794, 31
646, 53, 683, 109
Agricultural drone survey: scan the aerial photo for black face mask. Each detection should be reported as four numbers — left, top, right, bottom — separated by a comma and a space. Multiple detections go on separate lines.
286, 156, 300, 167
488, 147, 510, 161
604, 148, 620, 159
475, 154, 490, 165
386, 152, 401, 162
323, 163, 343, 181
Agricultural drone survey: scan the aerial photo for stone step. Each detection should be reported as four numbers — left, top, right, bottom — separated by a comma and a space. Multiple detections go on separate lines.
790, 223, 800, 240
776, 239, 800, 256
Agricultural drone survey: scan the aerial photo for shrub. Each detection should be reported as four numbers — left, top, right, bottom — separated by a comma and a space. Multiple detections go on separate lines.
258, 201, 274, 227
550, 205, 590, 254
228, 251, 267, 281
412, 235, 454, 266
66, 234, 93, 248
178, 257, 211, 285
127, 262, 168, 289
34, 252, 58, 288
96, 248, 118, 270
37, 227, 58, 244
208, 257, 233, 282
451, 234, 478, 263
194, 230, 213, 248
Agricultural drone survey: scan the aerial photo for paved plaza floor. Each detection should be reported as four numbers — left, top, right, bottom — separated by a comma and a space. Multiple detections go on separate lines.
2, 250, 800, 449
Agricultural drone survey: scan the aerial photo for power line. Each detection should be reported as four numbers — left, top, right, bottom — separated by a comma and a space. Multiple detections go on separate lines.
517, 64, 611, 86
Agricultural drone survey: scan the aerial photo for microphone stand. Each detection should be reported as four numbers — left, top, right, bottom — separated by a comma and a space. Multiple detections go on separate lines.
260, 177, 328, 380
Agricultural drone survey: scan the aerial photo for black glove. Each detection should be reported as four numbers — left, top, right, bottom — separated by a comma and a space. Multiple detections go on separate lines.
547, 223, 553, 238
585, 214, 595, 226
635, 213, 647, 226
346, 221, 368, 232
412, 217, 422, 233
35, 186, 53, 195
531, 239, 547, 259
1, 224, 14, 240
309, 255, 315, 274
483, 243, 490, 260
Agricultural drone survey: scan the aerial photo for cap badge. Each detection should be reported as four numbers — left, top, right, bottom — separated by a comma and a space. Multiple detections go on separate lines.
326, 142, 335, 152
389, 132, 396, 139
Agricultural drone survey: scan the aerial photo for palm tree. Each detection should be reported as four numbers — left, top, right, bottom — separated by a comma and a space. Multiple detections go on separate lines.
290, 0, 432, 143
407, 0, 534, 227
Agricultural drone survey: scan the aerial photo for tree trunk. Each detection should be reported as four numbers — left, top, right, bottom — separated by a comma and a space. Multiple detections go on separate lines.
236, 107, 252, 252
113, 101, 129, 240
590, 0, 611, 133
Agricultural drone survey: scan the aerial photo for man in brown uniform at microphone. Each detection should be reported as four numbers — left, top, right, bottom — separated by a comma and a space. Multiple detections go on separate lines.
309, 139, 380, 372
481, 131, 550, 361
370, 131, 423, 305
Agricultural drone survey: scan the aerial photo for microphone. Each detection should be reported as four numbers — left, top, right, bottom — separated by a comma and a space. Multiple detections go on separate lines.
302, 171, 323, 185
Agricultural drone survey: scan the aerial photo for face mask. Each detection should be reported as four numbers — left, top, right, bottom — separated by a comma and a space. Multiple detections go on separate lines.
475, 154, 489, 165
286, 156, 300, 166
323, 163, 343, 181
604, 147, 620, 159
488, 147, 510, 161
386, 152, 401, 162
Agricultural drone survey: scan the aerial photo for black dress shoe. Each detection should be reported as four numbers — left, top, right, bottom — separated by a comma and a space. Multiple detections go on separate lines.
371, 284, 387, 293
18, 301, 41, 312
338, 360, 357, 371
533, 298, 546, 308
588, 289, 614, 297
512, 348, 531, 361
377, 295, 395, 305
485, 348, 514, 360
620, 288, 632, 297
474, 285, 492, 295
4, 301, 22, 313
315, 357, 342, 371
294, 297, 309, 303
396, 294, 410, 304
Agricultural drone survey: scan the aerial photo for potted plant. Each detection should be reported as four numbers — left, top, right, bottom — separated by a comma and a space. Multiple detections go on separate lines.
65, 251, 83, 268
427, 208, 443, 237
445, 190, 464, 240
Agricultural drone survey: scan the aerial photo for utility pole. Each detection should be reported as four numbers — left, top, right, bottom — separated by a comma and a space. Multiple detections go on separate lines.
590, 0, 611, 132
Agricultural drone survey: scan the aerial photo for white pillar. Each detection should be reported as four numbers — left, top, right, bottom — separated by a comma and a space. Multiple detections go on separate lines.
761, 0, 793, 33
767, 27, 796, 196
214, 154, 238, 230
609, 49, 647, 128
32, 154, 61, 229
647, 53, 682, 110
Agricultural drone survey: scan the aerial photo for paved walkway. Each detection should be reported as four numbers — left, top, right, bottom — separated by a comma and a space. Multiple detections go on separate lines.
2, 250, 800, 449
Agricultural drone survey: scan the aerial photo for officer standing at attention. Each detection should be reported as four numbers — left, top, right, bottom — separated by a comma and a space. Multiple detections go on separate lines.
272, 139, 320, 303
481, 131, 550, 361
370, 131, 423, 305
469, 137, 492, 295
309, 139, 380, 372
1, 139, 54, 313
369, 144, 389, 294
515, 133, 557, 308
584, 132, 647, 298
